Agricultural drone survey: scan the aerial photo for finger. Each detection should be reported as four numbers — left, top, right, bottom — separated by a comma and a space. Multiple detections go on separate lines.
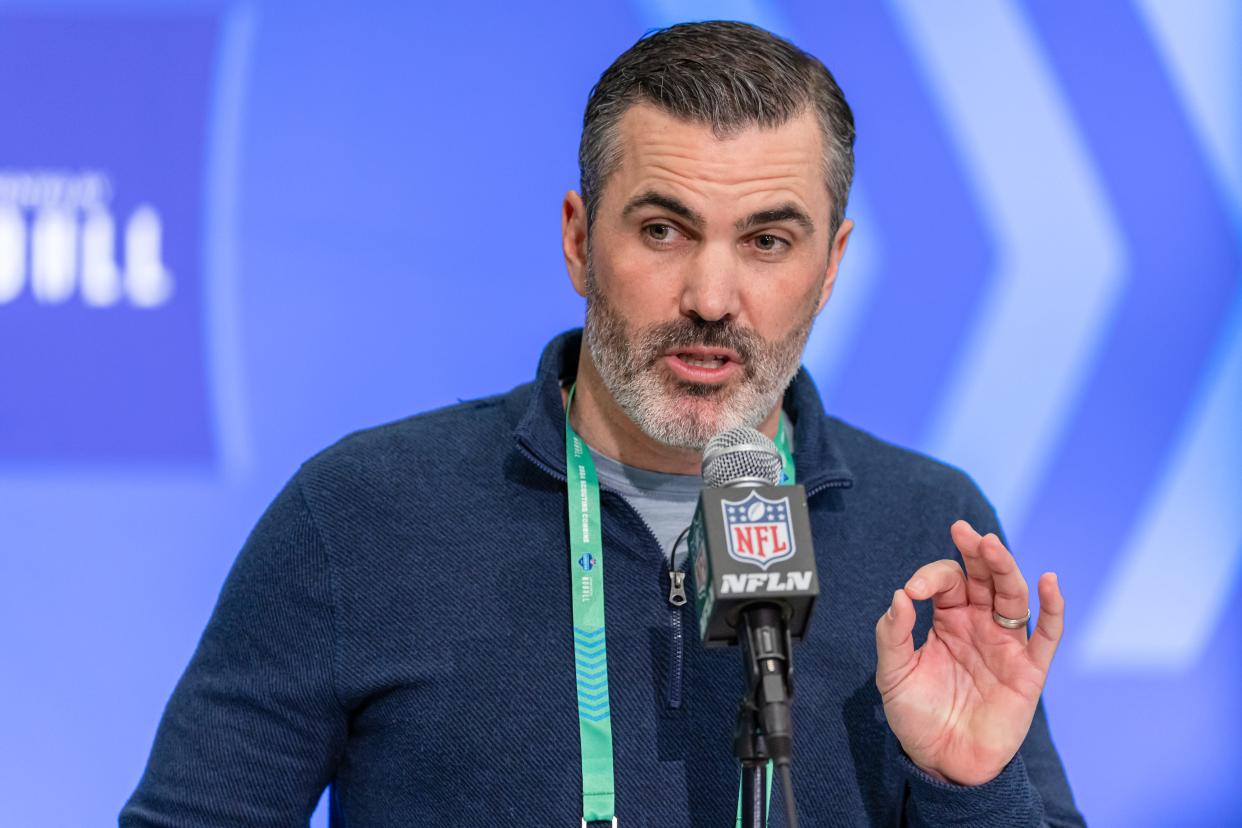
1026, 572, 1065, 673
979, 532, 1031, 626
950, 519, 993, 608
903, 559, 969, 610
875, 589, 916, 692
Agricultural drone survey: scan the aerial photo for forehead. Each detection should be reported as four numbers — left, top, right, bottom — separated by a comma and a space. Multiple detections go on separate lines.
605, 102, 827, 218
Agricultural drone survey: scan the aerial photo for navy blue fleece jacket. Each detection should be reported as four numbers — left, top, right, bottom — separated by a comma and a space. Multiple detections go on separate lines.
121, 330, 1084, 827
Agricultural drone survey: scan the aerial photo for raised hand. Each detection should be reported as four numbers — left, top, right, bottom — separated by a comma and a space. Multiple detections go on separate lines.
874, 519, 1065, 786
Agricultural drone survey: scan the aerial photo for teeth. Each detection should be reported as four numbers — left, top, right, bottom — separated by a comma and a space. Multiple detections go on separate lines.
680, 354, 726, 368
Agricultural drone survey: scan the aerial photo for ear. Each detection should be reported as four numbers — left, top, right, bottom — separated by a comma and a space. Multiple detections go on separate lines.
562, 190, 589, 298
815, 218, 854, 314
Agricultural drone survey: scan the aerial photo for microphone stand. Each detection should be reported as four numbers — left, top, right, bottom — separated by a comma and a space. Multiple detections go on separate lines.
734, 604, 797, 828
735, 708, 768, 828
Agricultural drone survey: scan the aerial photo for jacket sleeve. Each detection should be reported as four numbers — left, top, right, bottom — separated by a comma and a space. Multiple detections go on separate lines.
898, 480, 1085, 827
120, 474, 347, 827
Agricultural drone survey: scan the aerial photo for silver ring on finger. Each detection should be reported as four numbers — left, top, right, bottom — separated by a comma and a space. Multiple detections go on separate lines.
992, 607, 1030, 629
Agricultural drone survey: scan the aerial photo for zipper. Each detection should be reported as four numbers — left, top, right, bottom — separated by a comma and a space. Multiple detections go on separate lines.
597, 488, 691, 712
806, 478, 852, 497
622, 504, 693, 712
666, 566, 688, 710
629, 501, 690, 711
668, 570, 687, 606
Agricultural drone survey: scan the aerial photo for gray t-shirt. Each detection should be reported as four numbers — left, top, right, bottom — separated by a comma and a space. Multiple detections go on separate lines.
589, 448, 700, 570
589, 414, 792, 571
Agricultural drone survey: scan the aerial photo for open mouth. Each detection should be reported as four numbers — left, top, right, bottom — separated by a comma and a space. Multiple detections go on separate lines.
663, 347, 741, 383
678, 353, 729, 369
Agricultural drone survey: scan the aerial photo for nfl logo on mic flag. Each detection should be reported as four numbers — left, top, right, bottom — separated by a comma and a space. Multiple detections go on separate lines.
723, 491, 797, 570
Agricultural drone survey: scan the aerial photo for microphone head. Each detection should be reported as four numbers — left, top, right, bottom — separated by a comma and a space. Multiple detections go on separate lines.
701, 426, 784, 487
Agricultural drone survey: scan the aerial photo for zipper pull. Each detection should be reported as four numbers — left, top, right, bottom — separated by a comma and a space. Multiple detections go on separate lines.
668, 571, 687, 607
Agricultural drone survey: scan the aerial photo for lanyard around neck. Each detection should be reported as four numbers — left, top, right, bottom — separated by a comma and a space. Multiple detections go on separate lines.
564, 384, 795, 826
564, 385, 615, 825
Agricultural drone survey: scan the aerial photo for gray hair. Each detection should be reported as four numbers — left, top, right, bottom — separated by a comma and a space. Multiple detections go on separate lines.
578, 20, 856, 238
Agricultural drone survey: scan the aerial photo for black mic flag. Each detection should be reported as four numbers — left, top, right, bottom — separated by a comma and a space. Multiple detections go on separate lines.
689, 428, 819, 647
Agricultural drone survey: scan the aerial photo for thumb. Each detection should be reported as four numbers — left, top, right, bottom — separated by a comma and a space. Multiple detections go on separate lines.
875, 588, 916, 693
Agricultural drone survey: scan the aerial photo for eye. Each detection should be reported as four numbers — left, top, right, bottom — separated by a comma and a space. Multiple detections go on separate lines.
643, 223, 679, 243
753, 233, 790, 253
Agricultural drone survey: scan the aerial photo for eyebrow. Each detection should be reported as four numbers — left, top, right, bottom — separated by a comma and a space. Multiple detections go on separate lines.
621, 190, 815, 236
621, 190, 705, 229
736, 203, 815, 235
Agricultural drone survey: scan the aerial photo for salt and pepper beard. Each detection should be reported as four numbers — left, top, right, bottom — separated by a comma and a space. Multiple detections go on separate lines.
582, 264, 820, 450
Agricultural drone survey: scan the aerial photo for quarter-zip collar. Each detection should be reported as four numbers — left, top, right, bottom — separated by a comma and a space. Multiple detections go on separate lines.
514, 329, 855, 493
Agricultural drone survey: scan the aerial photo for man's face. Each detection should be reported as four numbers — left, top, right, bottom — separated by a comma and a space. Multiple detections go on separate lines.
568, 103, 851, 449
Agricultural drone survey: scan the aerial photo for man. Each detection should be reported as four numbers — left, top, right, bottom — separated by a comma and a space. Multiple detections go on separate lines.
122, 21, 1083, 827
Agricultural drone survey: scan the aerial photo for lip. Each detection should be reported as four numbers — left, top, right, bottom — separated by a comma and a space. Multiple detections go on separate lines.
661, 347, 742, 384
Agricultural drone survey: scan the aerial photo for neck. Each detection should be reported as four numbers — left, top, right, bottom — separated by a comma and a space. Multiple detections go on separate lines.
564, 347, 783, 476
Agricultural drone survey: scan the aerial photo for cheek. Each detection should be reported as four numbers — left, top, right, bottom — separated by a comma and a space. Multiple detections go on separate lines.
593, 244, 682, 320
740, 265, 825, 334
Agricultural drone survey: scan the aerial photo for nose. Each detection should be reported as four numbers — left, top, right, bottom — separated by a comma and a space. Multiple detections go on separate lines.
679, 240, 741, 323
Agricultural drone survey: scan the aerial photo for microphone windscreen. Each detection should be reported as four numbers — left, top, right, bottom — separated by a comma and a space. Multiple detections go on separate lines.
701, 426, 783, 488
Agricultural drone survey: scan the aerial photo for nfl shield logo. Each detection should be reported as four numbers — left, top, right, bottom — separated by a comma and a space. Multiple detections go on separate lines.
721, 492, 796, 570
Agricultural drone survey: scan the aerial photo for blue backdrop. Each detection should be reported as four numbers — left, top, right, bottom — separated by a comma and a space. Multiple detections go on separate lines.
1, 2, 1239, 825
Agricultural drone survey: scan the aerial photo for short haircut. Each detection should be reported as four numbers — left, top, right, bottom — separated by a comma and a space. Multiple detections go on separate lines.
579, 20, 856, 238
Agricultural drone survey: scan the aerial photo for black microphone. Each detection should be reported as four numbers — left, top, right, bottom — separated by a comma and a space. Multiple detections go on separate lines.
688, 425, 817, 827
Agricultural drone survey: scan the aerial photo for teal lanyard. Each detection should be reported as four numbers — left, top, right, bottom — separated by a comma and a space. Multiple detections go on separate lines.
775, 413, 795, 485
564, 386, 795, 826
565, 386, 616, 824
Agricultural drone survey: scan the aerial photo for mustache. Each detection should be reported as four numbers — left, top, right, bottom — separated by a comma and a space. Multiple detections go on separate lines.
638, 317, 759, 365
